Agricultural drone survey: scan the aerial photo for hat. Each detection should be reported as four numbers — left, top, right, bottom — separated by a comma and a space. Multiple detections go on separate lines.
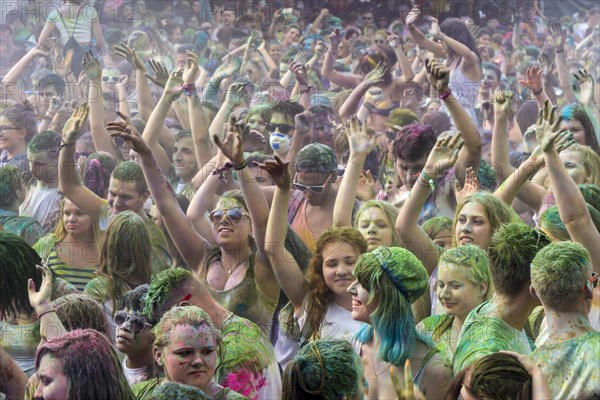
295, 143, 338, 173
385, 108, 419, 129
370, 247, 428, 304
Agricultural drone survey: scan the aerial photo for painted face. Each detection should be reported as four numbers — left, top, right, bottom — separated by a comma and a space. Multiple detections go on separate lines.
322, 241, 360, 302
437, 262, 486, 321
560, 119, 586, 146
247, 114, 267, 135
115, 308, 154, 356
269, 112, 295, 137
173, 137, 198, 179
294, 172, 333, 206
433, 229, 453, 249
28, 150, 57, 183
395, 155, 428, 190
347, 279, 376, 323
455, 202, 493, 249
155, 323, 217, 391
107, 179, 147, 215
34, 355, 69, 400
62, 199, 93, 236
357, 207, 393, 251
559, 150, 589, 184
0, 116, 25, 152
210, 198, 252, 247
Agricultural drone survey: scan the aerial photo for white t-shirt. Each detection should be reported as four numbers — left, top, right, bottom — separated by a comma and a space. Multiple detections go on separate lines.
19, 186, 63, 234
122, 358, 148, 385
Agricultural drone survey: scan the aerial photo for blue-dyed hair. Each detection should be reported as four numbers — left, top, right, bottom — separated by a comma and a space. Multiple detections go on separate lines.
561, 103, 600, 154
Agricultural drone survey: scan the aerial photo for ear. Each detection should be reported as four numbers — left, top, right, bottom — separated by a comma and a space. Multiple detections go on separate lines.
152, 347, 163, 365
529, 285, 539, 300
479, 281, 488, 298
140, 190, 150, 205
584, 282, 593, 301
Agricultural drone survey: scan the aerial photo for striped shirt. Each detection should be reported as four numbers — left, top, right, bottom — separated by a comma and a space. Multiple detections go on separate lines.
45, 248, 96, 292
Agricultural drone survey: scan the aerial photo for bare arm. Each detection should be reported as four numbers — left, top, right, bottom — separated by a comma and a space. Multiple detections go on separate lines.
0, 348, 26, 400
37, 21, 56, 48
548, 21, 577, 103
321, 30, 363, 88
491, 90, 515, 182
2, 46, 49, 101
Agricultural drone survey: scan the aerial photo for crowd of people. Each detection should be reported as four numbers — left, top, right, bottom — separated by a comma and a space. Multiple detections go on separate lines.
1, 0, 599, 399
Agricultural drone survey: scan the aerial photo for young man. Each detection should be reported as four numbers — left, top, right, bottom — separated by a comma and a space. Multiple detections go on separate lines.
529, 242, 599, 399
170, 130, 199, 202
453, 223, 551, 374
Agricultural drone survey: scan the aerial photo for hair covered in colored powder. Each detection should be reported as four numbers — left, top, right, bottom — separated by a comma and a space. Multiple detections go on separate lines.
151, 381, 210, 399
531, 241, 591, 312
51, 294, 110, 337
354, 200, 401, 247
98, 211, 151, 313
392, 123, 437, 162
0, 165, 22, 208
422, 216, 453, 243
142, 267, 193, 322
579, 184, 600, 211
282, 339, 362, 400
111, 161, 148, 195
0, 232, 42, 319
26, 130, 61, 155
34, 329, 136, 400
83, 151, 117, 198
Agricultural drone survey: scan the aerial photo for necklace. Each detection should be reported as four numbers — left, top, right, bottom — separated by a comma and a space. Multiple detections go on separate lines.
219, 255, 249, 274
369, 341, 390, 383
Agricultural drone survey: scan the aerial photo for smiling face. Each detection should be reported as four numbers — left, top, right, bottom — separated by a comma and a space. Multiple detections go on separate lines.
268, 43, 282, 62
62, 199, 93, 236
107, 179, 148, 215
34, 355, 69, 400
559, 150, 589, 184
322, 241, 360, 304
356, 207, 393, 251
210, 198, 252, 248
154, 323, 217, 392
455, 202, 493, 249
437, 262, 486, 321
347, 279, 376, 323
172, 136, 198, 180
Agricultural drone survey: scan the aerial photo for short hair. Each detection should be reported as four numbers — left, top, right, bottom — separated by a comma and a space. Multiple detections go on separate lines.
143, 268, 197, 322
52, 294, 110, 337
36, 73, 65, 96
1, 102, 37, 142
481, 61, 501, 81
174, 129, 192, 141
420, 111, 451, 137
422, 216, 453, 242
0, 165, 22, 208
118, 284, 149, 313
531, 242, 591, 312
270, 100, 305, 120
487, 223, 550, 296
27, 130, 61, 156
176, 43, 195, 54
439, 244, 494, 302
111, 161, 148, 195
392, 123, 437, 162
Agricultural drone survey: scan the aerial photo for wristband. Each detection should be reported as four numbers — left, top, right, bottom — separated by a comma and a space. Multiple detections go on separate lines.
439, 90, 452, 101
532, 87, 543, 96
60, 142, 75, 149
421, 170, 437, 191
42, 114, 53, 121
37, 308, 56, 319
234, 160, 248, 170
181, 83, 197, 96
555, 48, 564, 53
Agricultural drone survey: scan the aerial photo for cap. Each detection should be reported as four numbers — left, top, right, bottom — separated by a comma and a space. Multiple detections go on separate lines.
295, 143, 338, 173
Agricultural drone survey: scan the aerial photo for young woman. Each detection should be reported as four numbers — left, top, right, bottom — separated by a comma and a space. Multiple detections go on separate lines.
0, 102, 37, 172
348, 246, 452, 399
259, 155, 368, 369
34, 198, 102, 291
34, 329, 135, 400
418, 245, 494, 362
133, 306, 245, 400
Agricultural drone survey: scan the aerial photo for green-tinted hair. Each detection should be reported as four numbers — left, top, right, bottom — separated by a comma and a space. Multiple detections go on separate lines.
439, 244, 494, 301
27, 129, 61, 155
0, 165, 22, 208
282, 340, 362, 400
98, 211, 152, 314
151, 382, 209, 400
422, 216, 453, 242
245, 104, 273, 127
111, 161, 148, 195
579, 184, 600, 211
531, 241, 591, 312
0, 232, 42, 319
488, 223, 550, 297
354, 200, 401, 246
143, 267, 195, 322
52, 294, 110, 337
540, 204, 600, 242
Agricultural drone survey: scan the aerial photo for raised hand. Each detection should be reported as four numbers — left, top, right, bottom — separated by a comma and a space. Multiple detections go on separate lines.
62, 103, 89, 145
47, 96, 63, 116
164, 69, 184, 100
82, 51, 102, 81
294, 110, 313, 137
315, 40, 327, 54
145, 59, 169, 88
364, 86, 384, 108
356, 170, 377, 201
387, 32, 401, 48
541, 127, 575, 154
114, 42, 146, 71
329, 28, 342, 49
425, 58, 450, 94
213, 57, 242, 81
292, 51, 309, 65
254, 155, 291, 189
572, 68, 594, 106
183, 50, 199, 85
225, 82, 248, 107
290, 61, 308, 86
405, 6, 421, 28
390, 361, 426, 400
107, 111, 152, 156
214, 116, 244, 164
538, 52, 552, 77
534, 99, 561, 147
454, 167, 480, 204
518, 66, 543, 95
28, 263, 54, 314
344, 115, 377, 156
363, 62, 386, 87
424, 132, 464, 177
493, 89, 513, 118
52, 49, 72, 77
32, 44, 50, 59
427, 16, 441, 38
548, 20, 565, 51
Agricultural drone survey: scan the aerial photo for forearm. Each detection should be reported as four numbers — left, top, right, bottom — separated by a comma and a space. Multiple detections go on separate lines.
188, 166, 221, 225
88, 81, 119, 158
258, 47, 277, 71
188, 94, 214, 172
321, 50, 361, 87
238, 166, 269, 247
209, 101, 234, 139
444, 93, 481, 178
202, 77, 222, 105
143, 95, 173, 147
555, 51, 577, 103
494, 158, 542, 206
36, 302, 66, 340
118, 86, 131, 119
333, 153, 366, 227
491, 116, 512, 181
59, 145, 82, 193
172, 97, 191, 130
339, 83, 369, 121
545, 150, 587, 223
395, 46, 414, 81
136, 68, 153, 122
279, 68, 294, 87
2, 52, 36, 86
408, 27, 445, 57
439, 33, 478, 64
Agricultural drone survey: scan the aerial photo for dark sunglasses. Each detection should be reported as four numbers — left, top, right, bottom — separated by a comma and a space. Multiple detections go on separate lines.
102, 76, 120, 82
266, 123, 294, 134
114, 311, 152, 333
208, 208, 250, 224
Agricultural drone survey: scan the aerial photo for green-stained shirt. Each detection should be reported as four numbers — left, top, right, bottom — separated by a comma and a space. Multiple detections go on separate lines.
418, 314, 457, 364
132, 378, 248, 400
453, 301, 534, 375
530, 332, 600, 399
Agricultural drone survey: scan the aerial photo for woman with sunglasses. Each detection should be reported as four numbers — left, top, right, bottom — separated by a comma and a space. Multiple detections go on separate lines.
258, 155, 368, 369
108, 114, 280, 335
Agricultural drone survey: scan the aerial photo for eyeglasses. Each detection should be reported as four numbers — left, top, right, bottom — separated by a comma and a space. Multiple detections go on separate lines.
114, 311, 152, 333
266, 122, 294, 134
0, 126, 20, 134
102, 76, 120, 82
374, 40, 386, 45
292, 176, 329, 193
208, 208, 250, 224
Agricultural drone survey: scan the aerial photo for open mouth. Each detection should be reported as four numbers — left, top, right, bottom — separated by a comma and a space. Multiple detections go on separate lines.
352, 298, 363, 307
459, 236, 473, 244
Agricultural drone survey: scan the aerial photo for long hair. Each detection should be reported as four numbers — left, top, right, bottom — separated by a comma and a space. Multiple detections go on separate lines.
83, 152, 117, 198
304, 227, 368, 341
35, 329, 136, 400
451, 193, 513, 248
354, 200, 401, 247
440, 18, 482, 65
97, 211, 151, 313
282, 340, 362, 400
0, 232, 42, 319
52, 294, 110, 336
561, 103, 600, 154
53, 198, 102, 244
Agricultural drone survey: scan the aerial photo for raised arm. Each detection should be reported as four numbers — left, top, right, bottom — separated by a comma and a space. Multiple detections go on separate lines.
548, 21, 577, 103
58, 103, 105, 217
1, 46, 49, 101
405, 8, 445, 58
208, 82, 244, 141
107, 113, 210, 271
320, 29, 362, 88
29, 263, 67, 340
396, 134, 463, 274
388, 33, 414, 82
339, 63, 386, 122
519, 65, 550, 109
333, 116, 377, 227
258, 157, 307, 310
491, 90, 515, 182
430, 17, 480, 69
81, 52, 120, 159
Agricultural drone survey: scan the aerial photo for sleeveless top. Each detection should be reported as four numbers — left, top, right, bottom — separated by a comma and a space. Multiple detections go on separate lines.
47, 6, 97, 46
205, 254, 278, 335
446, 65, 480, 127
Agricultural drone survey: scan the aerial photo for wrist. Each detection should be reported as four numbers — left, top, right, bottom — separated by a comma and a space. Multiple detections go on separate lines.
439, 89, 452, 101
532, 87, 543, 96
555, 47, 564, 53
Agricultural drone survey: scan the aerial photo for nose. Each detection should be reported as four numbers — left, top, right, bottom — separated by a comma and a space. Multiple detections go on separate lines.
367, 223, 377, 235
191, 353, 204, 367
347, 280, 358, 294
461, 221, 472, 233
439, 285, 451, 300
34, 380, 44, 399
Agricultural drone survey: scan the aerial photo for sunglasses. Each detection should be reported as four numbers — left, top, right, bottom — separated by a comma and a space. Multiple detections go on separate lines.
292, 176, 330, 193
102, 76, 120, 82
266, 123, 294, 134
0, 126, 20, 134
114, 311, 152, 333
584, 272, 598, 292
208, 208, 250, 224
